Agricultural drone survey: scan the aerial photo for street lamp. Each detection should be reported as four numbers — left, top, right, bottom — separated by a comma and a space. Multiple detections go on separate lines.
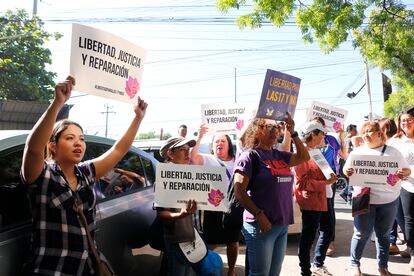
346, 82, 366, 99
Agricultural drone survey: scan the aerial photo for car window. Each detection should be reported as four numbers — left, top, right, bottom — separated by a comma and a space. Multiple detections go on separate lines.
141, 156, 155, 186
0, 147, 31, 232
85, 142, 155, 200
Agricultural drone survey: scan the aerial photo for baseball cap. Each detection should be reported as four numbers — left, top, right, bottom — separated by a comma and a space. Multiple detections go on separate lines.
301, 121, 328, 135
159, 136, 196, 159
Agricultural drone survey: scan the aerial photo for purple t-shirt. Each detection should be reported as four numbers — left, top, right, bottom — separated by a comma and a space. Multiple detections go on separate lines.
234, 148, 293, 226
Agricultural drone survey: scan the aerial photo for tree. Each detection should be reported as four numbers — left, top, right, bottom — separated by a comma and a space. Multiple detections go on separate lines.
0, 9, 62, 101
137, 131, 171, 140
216, 0, 414, 87
384, 84, 414, 119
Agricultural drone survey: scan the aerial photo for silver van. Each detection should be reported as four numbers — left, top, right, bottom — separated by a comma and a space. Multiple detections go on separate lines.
0, 131, 161, 276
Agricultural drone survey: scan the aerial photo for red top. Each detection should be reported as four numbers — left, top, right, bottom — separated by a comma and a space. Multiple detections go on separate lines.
293, 147, 327, 212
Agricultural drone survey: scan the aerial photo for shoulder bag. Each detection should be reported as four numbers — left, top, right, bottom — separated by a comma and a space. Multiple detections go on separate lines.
75, 198, 116, 276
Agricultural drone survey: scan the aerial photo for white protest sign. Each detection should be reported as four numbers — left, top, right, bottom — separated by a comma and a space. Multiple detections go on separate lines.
347, 154, 402, 188
155, 163, 228, 212
306, 101, 348, 131
70, 24, 147, 103
309, 149, 335, 179
201, 103, 254, 135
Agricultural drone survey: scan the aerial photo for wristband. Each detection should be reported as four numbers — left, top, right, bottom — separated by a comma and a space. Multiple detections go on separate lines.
291, 131, 299, 138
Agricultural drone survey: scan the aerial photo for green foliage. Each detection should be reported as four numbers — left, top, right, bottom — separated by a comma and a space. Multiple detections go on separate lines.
0, 9, 61, 101
137, 131, 171, 140
384, 89, 414, 119
216, 0, 414, 89
353, 7, 414, 85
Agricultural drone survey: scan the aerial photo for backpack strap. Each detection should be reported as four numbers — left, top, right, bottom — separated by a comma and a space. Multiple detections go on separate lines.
216, 157, 232, 181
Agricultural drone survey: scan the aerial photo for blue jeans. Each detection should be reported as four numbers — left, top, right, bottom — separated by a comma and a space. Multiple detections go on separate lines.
350, 198, 398, 268
400, 188, 414, 256
242, 221, 288, 276
390, 197, 406, 244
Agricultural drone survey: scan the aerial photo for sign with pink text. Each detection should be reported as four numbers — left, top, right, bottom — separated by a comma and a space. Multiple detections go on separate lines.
347, 155, 402, 188
201, 103, 255, 135
70, 24, 147, 103
306, 101, 348, 132
155, 163, 228, 212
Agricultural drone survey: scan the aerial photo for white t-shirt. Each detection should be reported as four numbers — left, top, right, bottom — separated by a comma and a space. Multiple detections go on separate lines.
344, 144, 409, 204
201, 154, 234, 186
388, 136, 414, 193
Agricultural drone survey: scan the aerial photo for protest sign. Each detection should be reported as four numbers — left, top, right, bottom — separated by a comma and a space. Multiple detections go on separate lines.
256, 69, 301, 120
70, 24, 147, 103
307, 101, 348, 131
155, 163, 228, 212
201, 103, 254, 135
309, 149, 335, 179
347, 154, 402, 188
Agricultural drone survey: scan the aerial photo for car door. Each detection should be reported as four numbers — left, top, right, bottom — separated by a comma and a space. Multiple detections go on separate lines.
0, 142, 32, 276
84, 139, 161, 276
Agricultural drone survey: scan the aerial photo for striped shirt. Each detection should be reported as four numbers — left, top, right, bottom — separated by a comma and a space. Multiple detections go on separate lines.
22, 160, 97, 276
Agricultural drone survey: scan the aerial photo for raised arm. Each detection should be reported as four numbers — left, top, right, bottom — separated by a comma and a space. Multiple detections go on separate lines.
190, 124, 208, 165
279, 122, 292, 152
284, 113, 310, 166
92, 97, 147, 179
22, 76, 75, 184
337, 128, 348, 159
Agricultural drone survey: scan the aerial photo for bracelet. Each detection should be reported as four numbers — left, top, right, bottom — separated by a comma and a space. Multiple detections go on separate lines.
291, 131, 298, 138
255, 209, 263, 217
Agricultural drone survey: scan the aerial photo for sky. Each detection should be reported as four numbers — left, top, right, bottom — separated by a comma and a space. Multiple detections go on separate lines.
2, 0, 411, 139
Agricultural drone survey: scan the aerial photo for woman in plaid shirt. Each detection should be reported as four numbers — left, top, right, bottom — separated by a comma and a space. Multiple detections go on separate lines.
21, 76, 147, 275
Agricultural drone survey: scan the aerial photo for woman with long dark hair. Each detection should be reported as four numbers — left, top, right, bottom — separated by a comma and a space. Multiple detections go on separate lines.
21, 76, 148, 275
388, 107, 414, 270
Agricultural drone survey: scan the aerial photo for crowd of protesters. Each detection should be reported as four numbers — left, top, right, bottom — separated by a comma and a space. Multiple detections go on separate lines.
19, 75, 414, 276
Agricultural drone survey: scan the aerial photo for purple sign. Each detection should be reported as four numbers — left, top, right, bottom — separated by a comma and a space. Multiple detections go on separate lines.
256, 69, 301, 120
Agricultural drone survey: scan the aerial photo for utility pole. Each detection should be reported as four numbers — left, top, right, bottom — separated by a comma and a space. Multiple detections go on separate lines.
33, 0, 38, 16
100, 104, 115, 138
234, 67, 237, 103
365, 62, 373, 121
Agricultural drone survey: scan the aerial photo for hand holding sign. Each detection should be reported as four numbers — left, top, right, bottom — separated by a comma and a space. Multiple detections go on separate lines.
326, 173, 338, 185
285, 112, 295, 135
54, 76, 75, 106
345, 168, 354, 177
180, 199, 197, 217
133, 96, 148, 121
197, 124, 209, 140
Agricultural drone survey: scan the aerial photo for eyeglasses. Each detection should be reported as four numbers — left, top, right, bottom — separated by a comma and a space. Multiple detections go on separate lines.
259, 124, 280, 131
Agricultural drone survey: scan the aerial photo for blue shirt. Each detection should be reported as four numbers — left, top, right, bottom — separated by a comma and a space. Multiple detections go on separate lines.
321, 134, 341, 174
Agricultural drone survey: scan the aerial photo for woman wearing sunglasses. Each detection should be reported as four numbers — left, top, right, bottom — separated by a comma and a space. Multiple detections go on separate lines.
233, 114, 309, 276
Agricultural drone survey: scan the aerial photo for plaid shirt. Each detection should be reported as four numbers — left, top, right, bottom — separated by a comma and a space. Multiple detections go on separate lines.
23, 160, 97, 276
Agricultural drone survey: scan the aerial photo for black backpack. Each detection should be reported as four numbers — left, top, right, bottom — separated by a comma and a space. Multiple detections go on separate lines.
222, 149, 260, 230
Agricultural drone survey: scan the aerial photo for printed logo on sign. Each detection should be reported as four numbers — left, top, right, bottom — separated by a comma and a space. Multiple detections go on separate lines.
207, 189, 224, 207
236, 119, 244, 130
386, 173, 400, 186
333, 121, 342, 132
125, 76, 140, 99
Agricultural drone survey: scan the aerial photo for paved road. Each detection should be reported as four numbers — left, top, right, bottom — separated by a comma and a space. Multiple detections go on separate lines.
217, 195, 413, 276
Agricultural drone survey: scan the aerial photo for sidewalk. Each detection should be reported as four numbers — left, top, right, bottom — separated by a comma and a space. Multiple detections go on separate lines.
217, 195, 412, 276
